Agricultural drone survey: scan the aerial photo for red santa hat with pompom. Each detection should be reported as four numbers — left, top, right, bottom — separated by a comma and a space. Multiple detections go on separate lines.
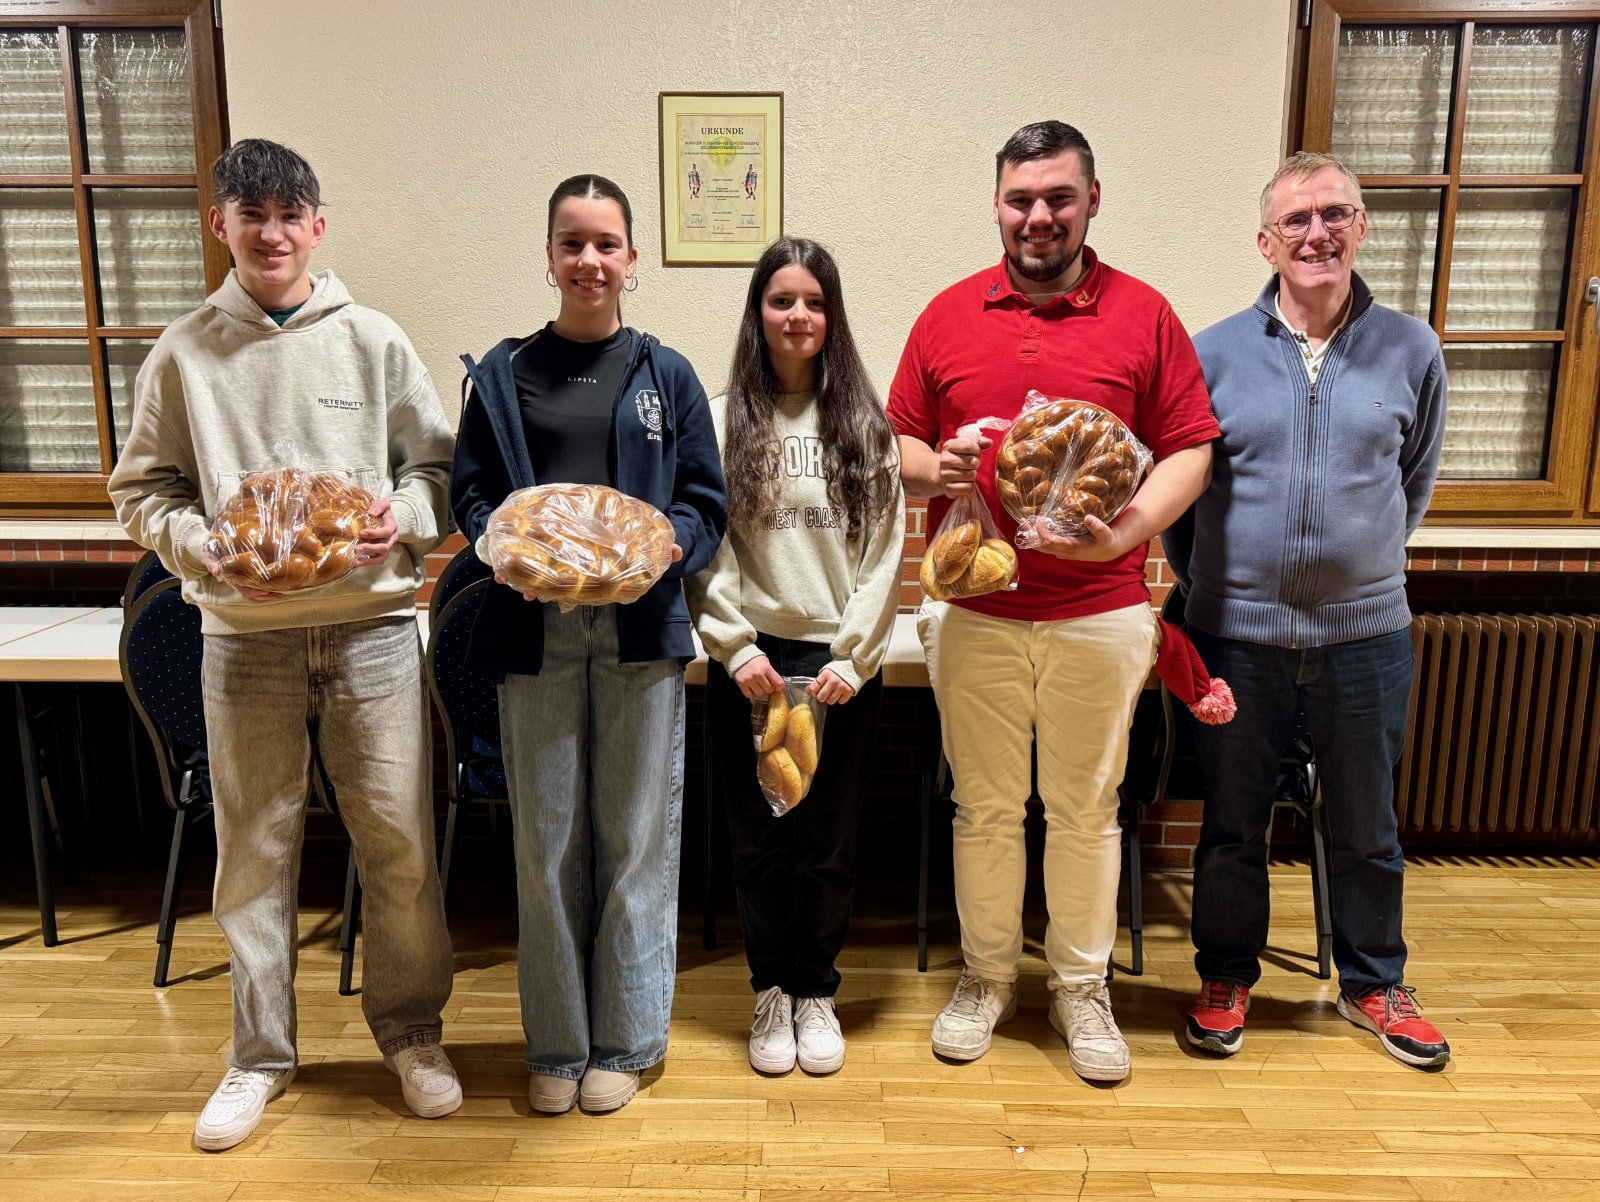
1155, 619, 1235, 725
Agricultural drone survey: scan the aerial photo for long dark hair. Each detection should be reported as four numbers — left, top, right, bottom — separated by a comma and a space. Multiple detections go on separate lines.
724, 237, 897, 541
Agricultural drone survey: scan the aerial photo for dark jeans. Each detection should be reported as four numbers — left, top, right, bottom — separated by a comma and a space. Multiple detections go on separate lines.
1188, 627, 1413, 994
705, 633, 882, 998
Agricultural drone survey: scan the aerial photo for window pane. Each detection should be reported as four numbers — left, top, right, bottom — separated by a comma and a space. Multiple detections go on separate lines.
106, 337, 155, 459
1462, 25, 1590, 175
0, 190, 84, 326
0, 339, 98, 472
1446, 189, 1571, 331
1333, 26, 1457, 175
1360, 190, 1440, 321
0, 30, 70, 174
1439, 344, 1553, 480
77, 29, 194, 175
92, 188, 206, 326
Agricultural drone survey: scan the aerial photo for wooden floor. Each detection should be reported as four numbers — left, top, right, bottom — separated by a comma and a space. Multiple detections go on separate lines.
2, 858, 1599, 1201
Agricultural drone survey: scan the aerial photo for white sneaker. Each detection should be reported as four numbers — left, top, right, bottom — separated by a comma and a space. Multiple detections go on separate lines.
528, 1071, 579, 1114
1049, 981, 1130, 1081
193, 1065, 295, 1152
748, 986, 796, 1074
579, 1066, 639, 1113
931, 971, 1017, 1061
383, 1043, 463, 1118
795, 996, 845, 1075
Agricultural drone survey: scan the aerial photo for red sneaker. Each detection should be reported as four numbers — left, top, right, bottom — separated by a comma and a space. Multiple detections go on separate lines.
1185, 980, 1250, 1055
1337, 985, 1450, 1068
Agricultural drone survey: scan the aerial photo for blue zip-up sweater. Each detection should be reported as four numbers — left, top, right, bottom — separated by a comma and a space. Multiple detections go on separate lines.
450, 328, 727, 679
1164, 273, 1446, 649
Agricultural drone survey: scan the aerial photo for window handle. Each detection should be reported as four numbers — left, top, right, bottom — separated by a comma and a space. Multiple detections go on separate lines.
1587, 276, 1600, 333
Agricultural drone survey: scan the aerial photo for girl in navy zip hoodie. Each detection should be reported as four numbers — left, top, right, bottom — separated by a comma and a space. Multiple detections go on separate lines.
450, 175, 726, 1116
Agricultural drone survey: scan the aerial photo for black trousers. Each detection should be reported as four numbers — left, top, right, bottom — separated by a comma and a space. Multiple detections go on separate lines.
705, 633, 883, 998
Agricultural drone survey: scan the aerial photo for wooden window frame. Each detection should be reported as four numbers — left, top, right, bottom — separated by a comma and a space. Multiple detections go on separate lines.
1296, 0, 1600, 525
0, 0, 227, 517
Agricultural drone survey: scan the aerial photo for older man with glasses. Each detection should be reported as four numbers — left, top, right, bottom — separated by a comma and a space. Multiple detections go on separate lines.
1163, 151, 1452, 1068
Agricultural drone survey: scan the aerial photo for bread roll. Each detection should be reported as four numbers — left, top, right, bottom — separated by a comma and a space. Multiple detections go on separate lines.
930, 519, 981, 583
758, 690, 790, 752
784, 703, 820, 775
919, 550, 953, 602
959, 539, 1017, 593
758, 747, 805, 809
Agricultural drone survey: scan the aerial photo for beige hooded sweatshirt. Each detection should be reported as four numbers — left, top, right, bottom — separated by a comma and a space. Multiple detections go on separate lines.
108, 269, 454, 635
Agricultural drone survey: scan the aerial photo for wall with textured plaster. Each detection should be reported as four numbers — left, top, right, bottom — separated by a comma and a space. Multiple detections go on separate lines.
220, 1, 1292, 425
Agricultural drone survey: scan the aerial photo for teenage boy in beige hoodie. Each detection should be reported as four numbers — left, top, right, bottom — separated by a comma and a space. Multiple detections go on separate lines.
109, 139, 460, 1152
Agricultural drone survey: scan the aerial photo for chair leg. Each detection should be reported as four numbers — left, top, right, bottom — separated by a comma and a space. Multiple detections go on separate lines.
1308, 801, 1334, 981
1126, 820, 1145, 977
339, 849, 361, 996
16, 684, 58, 947
154, 808, 194, 987
439, 793, 461, 912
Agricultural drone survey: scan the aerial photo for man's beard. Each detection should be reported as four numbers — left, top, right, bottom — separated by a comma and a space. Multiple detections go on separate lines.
1006, 228, 1082, 284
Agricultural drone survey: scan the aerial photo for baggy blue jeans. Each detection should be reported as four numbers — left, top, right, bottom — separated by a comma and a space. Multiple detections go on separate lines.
498, 603, 686, 1080
1188, 627, 1414, 994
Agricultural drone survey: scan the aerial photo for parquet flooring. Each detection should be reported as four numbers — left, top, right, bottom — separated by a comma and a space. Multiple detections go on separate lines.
2, 858, 1598, 1200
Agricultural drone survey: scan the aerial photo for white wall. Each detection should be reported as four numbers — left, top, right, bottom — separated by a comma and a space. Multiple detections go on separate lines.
220, 1, 1292, 423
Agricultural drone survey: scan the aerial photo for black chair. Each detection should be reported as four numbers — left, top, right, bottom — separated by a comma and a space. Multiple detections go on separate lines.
1120, 589, 1332, 979
424, 579, 508, 904
15, 674, 87, 948
119, 581, 362, 990
429, 542, 493, 623
122, 548, 174, 610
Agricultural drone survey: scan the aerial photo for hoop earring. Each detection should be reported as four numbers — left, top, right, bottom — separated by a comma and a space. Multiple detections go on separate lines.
545, 269, 557, 288
624, 274, 639, 292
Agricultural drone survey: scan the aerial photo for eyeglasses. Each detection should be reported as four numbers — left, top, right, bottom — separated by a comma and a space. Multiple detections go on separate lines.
1269, 204, 1361, 238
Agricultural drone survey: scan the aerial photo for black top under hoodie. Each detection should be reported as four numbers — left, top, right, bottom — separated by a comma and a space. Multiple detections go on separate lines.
450, 327, 728, 679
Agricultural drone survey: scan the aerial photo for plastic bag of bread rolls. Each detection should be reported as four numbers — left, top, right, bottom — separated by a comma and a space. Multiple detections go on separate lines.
751, 679, 828, 816
206, 466, 375, 594
478, 483, 676, 611
919, 486, 1018, 602
994, 390, 1153, 546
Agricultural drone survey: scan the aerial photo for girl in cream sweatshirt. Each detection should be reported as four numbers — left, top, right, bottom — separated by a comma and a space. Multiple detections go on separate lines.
688, 236, 904, 1077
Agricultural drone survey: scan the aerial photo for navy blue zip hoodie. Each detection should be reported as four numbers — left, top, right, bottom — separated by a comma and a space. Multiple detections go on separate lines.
450, 328, 727, 679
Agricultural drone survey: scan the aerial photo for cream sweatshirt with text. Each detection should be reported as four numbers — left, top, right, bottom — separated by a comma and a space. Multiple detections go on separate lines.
687, 393, 905, 692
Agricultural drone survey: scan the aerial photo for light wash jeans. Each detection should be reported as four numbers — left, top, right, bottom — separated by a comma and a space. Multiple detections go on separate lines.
499, 604, 686, 1080
918, 600, 1158, 989
201, 616, 454, 1072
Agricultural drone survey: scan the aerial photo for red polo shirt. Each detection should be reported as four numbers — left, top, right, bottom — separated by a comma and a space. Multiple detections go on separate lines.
888, 249, 1219, 622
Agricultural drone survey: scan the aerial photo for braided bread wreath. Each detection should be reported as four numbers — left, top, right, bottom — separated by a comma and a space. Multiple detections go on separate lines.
479, 483, 676, 608
208, 467, 374, 592
994, 393, 1150, 540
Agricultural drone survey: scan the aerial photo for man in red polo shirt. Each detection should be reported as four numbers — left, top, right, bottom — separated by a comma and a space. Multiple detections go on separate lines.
889, 120, 1218, 1080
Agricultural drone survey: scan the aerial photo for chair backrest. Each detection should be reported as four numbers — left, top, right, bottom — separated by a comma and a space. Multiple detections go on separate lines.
429, 543, 493, 622
426, 580, 503, 789
122, 549, 175, 611
120, 580, 209, 811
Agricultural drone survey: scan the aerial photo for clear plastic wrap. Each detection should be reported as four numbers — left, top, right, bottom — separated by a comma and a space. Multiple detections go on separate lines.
995, 390, 1153, 547
920, 488, 1018, 602
751, 679, 828, 816
477, 483, 675, 611
206, 466, 373, 593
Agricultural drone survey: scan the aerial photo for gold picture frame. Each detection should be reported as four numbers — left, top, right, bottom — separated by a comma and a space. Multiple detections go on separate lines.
658, 92, 783, 267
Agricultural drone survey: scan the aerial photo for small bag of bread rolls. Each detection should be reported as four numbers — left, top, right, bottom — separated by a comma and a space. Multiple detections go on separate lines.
206, 463, 375, 595
477, 483, 676, 612
919, 424, 1018, 602
751, 679, 828, 816
994, 390, 1153, 547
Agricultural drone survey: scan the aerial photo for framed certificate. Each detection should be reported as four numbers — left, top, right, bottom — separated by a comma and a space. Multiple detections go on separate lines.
658, 92, 783, 267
